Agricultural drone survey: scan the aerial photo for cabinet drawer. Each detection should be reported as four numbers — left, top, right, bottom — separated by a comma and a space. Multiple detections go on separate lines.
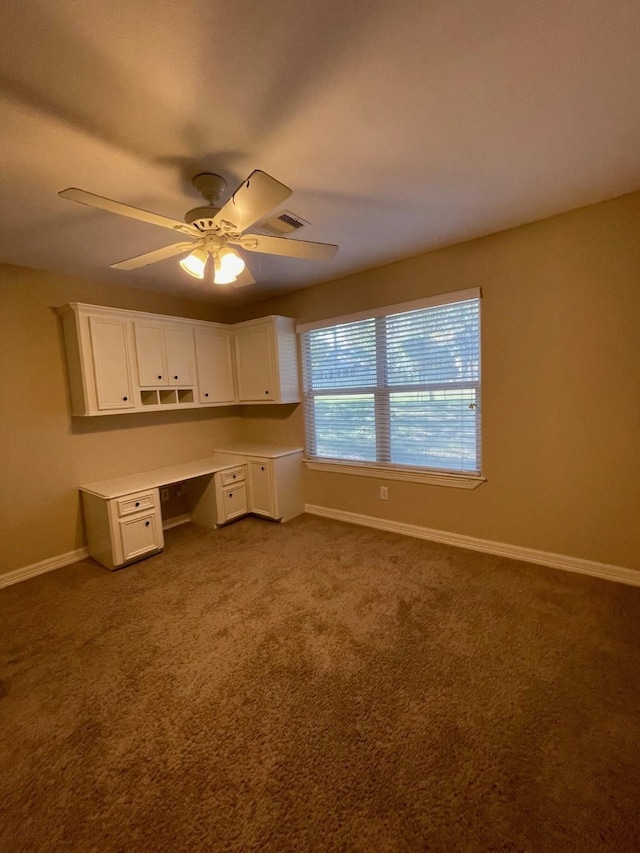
116, 491, 156, 517
221, 482, 247, 521
220, 466, 246, 486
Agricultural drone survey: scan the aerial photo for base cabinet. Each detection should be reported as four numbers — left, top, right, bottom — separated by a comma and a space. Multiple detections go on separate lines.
81, 488, 164, 570
238, 450, 304, 522
79, 449, 302, 571
213, 466, 249, 525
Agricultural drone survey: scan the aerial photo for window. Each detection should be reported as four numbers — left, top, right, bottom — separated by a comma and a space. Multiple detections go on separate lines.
298, 288, 482, 483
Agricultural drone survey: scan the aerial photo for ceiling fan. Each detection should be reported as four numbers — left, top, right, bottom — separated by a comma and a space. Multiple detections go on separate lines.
58, 171, 338, 287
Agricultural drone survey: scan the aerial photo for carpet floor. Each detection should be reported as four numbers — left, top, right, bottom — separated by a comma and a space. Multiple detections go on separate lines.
1, 515, 639, 852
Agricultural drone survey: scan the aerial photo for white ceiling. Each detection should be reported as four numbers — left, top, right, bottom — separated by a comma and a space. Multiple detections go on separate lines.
1, 0, 639, 305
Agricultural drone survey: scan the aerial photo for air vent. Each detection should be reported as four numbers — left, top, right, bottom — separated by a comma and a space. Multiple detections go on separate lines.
257, 210, 309, 237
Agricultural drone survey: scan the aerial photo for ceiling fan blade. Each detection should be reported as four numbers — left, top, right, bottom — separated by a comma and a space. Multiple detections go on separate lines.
59, 188, 195, 235
110, 241, 198, 270
213, 171, 292, 234
235, 234, 338, 261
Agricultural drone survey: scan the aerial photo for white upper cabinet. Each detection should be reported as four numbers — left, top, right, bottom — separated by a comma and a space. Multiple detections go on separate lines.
194, 327, 236, 404
89, 316, 134, 411
58, 305, 135, 415
59, 304, 299, 416
134, 322, 195, 387
234, 316, 300, 404
234, 322, 275, 401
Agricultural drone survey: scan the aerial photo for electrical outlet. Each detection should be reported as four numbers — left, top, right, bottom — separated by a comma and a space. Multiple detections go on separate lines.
161, 488, 169, 501
380, 486, 389, 500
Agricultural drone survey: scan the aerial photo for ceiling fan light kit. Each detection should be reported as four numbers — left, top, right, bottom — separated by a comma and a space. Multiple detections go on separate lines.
218, 246, 245, 277
213, 258, 237, 285
58, 170, 339, 289
179, 246, 208, 279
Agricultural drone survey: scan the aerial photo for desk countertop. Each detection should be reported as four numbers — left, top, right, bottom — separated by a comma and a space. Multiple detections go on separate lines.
213, 443, 303, 459
80, 454, 245, 499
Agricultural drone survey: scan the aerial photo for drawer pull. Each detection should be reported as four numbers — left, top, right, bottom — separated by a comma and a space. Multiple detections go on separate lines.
135, 501, 140, 507
145, 521, 150, 527
123, 396, 128, 401
261, 466, 264, 471
204, 393, 209, 397
174, 375, 179, 379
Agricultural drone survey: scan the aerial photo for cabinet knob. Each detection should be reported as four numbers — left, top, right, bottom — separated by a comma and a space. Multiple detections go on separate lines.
228, 493, 232, 498
265, 390, 269, 395
174, 375, 179, 380
158, 375, 162, 380
135, 501, 140, 507
123, 396, 128, 401
204, 393, 209, 397
261, 466, 265, 471
145, 521, 150, 527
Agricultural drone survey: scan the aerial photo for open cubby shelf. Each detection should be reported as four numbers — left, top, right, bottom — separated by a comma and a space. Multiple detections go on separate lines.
140, 389, 195, 407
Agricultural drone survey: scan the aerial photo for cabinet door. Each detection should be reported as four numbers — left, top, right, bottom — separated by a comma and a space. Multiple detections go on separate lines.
221, 482, 248, 521
89, 316, 134, 411
134, 322, 167, 386
194, 328, 235, 403
235, 323, 276, 401
247, 460, 276, 518
165, 327, 195, 386
119, 512, 163, 562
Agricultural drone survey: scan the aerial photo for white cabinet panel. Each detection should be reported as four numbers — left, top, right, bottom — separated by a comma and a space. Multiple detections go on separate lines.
89, 316, 134, 411
119, 512, 163, 562
194, 327, 235, 403
247, 460, 276, 517
135, 323, 195, 387
235, 323, 275, 401
165, 327, 195, 386
220, 482, 248, 522
134, 323, 166, 386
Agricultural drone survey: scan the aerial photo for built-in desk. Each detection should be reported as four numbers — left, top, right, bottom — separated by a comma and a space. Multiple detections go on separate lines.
80, 447, 303, 571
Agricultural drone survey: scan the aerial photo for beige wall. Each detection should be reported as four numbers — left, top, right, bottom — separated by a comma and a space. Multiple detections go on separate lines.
0, 266, 241, 574
236, 191, 640, 572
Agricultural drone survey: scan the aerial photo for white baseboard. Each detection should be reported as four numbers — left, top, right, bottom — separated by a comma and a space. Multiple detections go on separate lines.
305, 504, 640, 587
0, 547, 90, 589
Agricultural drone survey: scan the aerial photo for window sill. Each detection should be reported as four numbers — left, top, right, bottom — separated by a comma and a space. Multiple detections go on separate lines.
304, 459, 486, 490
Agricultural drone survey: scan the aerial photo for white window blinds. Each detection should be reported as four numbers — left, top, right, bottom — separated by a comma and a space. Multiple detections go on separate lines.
299, 289, 481, 475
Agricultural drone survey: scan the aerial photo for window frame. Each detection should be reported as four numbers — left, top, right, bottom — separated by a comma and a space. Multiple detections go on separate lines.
297, 288, 485, 490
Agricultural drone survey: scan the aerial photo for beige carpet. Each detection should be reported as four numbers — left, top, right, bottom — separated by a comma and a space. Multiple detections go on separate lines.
1, 515, 639, 852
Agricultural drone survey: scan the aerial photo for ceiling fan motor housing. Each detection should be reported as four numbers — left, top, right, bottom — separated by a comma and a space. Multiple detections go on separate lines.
184, 206, 222, 232
185, 173, 228, 232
